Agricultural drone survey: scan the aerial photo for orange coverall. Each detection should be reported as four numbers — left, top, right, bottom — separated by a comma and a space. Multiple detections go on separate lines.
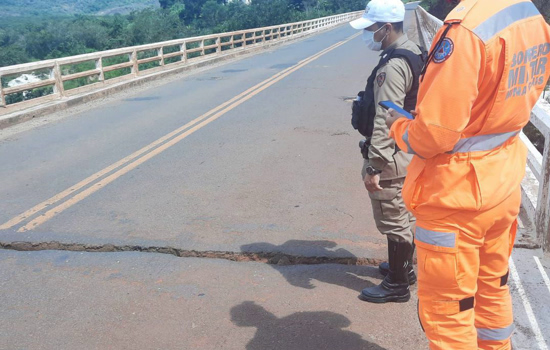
389, 0, 550, 349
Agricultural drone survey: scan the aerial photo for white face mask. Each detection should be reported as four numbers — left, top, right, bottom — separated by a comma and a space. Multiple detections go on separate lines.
362, 25, 388, 51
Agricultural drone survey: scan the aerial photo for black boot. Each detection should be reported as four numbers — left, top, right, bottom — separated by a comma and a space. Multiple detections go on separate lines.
379, 242, 416, 284
360, 240, 412, 303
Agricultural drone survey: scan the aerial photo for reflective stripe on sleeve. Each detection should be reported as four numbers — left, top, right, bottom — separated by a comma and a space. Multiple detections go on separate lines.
403, 128, 419, 156
473, 2, 540, 42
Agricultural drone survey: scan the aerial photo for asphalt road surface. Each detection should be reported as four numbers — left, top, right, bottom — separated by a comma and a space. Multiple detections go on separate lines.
1, 5, 548, 350
0, 25, 384, 260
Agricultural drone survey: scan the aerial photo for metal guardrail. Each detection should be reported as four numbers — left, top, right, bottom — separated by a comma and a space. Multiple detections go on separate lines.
0, 11, 362, 115
414, 5, 550, 252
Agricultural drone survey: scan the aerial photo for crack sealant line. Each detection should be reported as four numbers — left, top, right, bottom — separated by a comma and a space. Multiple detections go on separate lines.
0, 35, 355, 232
16, 35, 358, 233
0, 240, 383, 266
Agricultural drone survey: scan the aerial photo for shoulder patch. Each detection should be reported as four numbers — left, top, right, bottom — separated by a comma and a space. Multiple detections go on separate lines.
433, 38, 454, 63
376, 72, 386, 87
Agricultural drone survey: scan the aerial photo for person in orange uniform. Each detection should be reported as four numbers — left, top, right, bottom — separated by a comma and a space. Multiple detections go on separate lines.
385, 0, 550, 349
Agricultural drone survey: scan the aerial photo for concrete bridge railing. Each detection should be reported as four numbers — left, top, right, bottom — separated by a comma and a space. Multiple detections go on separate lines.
0, 11, 361, 116
522, 100, 550, 252
415, 5, 550, 252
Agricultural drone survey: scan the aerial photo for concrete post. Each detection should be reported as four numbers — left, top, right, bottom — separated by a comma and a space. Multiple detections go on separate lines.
96, 58, 104, 82
0, 76, 5, 108
158, 47, 164, 66
536, 136, 550, 252
180, 43, 187, 64
131, 50, 138, 76
53, 63, 65, 97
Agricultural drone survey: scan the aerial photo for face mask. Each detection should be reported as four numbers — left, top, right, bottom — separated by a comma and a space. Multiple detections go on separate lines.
362, 25, 388, 51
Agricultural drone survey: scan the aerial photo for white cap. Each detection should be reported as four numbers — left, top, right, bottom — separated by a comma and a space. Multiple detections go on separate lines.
349, 0, 406, 30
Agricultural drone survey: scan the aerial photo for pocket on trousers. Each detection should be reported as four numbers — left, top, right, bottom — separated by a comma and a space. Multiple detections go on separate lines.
402, 158, 425, 210
415, 227, 460, 289
368, 186, 397, 201
369, 186, 400, 221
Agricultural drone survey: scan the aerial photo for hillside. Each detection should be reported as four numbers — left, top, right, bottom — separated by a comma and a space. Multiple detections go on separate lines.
0, 0, 159, 16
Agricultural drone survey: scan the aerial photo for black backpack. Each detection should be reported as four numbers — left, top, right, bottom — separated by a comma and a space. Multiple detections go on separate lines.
352, 46, 427, 138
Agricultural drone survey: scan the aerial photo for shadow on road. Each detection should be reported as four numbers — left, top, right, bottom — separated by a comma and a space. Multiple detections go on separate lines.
230, 301, 387, 350
241, 240, 381, 291
241, 240, 357, 260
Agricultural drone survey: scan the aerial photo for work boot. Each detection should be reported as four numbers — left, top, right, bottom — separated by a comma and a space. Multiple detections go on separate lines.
378, 242, 416, 284
359, 240, 412, 303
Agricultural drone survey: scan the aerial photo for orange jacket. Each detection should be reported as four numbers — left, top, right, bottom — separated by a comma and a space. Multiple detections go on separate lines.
390, 0, 550, 221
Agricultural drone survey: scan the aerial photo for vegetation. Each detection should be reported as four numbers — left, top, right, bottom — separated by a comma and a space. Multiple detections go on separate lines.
0, 0, 159, 16
0, 0, 363, 68
533, 0, 550, 23
0, 0, 363, 105
421, 0, 550, 22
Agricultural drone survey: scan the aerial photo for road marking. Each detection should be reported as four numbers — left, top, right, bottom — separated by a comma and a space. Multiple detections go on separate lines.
534, 256, 550, 295
509, 258, 548, 350
7, 32, 361, 232
0, 50, 314, 231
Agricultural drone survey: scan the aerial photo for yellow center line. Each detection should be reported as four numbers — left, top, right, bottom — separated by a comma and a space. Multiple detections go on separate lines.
0, 55, 309, 230
8, 31, 360, 232
0, 63, 298, 231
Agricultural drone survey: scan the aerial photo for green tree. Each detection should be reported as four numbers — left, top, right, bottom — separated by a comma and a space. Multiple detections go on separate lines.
169, 3, 186, 20
250, 0, 293, 27
200, 0, 227, 30
422, 0, 549, 22
124, 8, 184, 45
222, 1, 255, 31
533, 0, 550, 23
0, 0, 365, 69
159, 0, 178, 9
419, 0, 455, 20
0, 46, 30, 67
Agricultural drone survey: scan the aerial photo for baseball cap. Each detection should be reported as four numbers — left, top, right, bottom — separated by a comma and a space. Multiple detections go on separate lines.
349, 0, 406, 30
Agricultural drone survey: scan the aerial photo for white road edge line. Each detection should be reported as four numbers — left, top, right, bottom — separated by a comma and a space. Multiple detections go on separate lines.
509, 258, 548, 350
534, 256, 550, 295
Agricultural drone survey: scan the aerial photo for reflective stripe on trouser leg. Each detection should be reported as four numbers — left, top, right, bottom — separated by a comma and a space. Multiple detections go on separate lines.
415, 226, 480, 350
475, 214, 518, 350
477, 324, 515, 341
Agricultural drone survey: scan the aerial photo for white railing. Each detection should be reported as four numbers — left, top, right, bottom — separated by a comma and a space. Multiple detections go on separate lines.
414, 5, 443, 50
0, 11, 361, 115
522, 100, 550, 251
414, 5, 550, 251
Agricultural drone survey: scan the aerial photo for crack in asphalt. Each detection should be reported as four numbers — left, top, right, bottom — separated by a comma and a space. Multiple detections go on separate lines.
0, 241, 384, 266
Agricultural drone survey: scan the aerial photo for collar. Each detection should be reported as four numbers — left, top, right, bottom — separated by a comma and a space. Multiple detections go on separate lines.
445, 0, 478, 23
380, 34, 409, 57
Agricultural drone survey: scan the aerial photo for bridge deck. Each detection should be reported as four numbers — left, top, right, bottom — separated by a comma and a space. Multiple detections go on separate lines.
0, 5, 548, 350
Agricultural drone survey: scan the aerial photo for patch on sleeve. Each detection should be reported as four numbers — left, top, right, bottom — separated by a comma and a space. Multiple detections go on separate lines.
376, 72, 386, 87
433, 38, 454, 63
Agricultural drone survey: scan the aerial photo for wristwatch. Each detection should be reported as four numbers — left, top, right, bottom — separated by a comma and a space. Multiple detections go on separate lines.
366, 166, 382, 176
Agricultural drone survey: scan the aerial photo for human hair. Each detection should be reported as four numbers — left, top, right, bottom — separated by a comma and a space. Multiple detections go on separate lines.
375, 21, 404, 33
